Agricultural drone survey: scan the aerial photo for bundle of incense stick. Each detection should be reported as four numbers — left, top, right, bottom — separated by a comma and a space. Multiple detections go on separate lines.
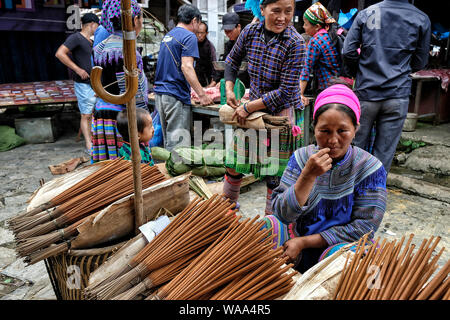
333, 234, 449, 300
84, 195, 237, 300
9, 159, 130, 234
210, 257, 296, 300
17, 214, 94, 265
8, 160, 115, 225
10, 161, 167, 265
112, 250, 200, 300
148, 216, 297, 300
12, 163, 166, 241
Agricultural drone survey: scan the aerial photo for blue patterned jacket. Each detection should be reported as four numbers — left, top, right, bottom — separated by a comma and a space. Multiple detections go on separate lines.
272, 145, 387, 245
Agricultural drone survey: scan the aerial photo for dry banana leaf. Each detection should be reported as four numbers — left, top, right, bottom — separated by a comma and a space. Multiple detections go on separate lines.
70, 174, 190, 249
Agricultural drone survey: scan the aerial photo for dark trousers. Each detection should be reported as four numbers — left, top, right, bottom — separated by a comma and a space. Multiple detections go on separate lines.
354, 98, 409, 172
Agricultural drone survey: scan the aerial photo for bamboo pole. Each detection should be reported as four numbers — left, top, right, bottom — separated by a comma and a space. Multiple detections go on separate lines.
90, 0, 144, 235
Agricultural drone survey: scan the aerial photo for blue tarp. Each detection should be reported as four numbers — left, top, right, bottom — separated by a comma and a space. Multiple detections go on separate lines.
338, 8, 358, 30
432, 23, 449, 40
234, 0, 307, 13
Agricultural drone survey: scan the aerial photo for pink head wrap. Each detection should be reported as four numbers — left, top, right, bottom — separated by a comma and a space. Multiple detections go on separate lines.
313, 84, 361, 124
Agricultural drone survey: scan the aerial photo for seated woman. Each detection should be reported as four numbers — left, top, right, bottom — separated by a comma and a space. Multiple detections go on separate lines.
264, 84, 387, 273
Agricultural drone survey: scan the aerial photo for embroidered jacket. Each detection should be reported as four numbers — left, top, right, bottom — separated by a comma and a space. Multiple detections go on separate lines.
272, 145, 387, 245
93, 32, 148, 112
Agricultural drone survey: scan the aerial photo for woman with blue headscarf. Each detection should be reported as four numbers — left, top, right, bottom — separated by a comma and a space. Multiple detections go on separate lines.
91, 0, 149, 162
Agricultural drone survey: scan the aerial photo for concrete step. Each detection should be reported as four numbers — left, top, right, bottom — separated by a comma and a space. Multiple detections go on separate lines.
387, 172, 450, 204
393, 123, 450, 194
396, 145, 450, 177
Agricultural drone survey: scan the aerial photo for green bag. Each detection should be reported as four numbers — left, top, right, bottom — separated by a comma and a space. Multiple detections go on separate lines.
0, 126, 26, 152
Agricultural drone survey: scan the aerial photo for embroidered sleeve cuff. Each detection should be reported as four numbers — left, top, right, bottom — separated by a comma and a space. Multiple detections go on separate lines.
286, 185, 303, 212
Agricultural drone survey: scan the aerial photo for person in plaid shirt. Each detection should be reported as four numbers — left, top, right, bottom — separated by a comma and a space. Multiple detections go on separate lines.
222, 0, 306, 215
300, 2, 341, 106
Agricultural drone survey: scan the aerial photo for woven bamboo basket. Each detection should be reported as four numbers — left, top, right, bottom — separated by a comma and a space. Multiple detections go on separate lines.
44, 241, 126, 300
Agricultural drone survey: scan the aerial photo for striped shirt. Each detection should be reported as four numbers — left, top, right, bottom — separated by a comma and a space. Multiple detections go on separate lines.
271, 145, 387, 245
225, 22, 306, 114
300, 30, 340, 91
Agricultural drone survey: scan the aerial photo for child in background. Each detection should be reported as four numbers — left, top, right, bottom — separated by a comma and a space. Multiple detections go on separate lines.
116, 108, 155, 166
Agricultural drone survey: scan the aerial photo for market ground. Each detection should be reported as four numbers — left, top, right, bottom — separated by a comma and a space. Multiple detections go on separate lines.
0, 125, 449, 300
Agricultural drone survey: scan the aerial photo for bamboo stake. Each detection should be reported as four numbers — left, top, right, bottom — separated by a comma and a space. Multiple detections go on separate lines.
245, 272, 297, 300
350, 239, 381, 300
368, 241, 395, 300
332, 251, 351, 300
333, 234, 448, 300
392, 237, 434, 300
442, 285, 450, 300
112, 250, 200, 300
158, 219, 273, 300
335, 237, 364, 300
16, 214, 92, 258
353, 239, 388, 300
183, 240, 278, 300
382, 234, 416, 299
256, 281, 295, 300
416, 260, 450, 300
9, 160, 122, 227
218, 260, 293, 300
399, 237, 441, 300
345, 238, 379, 300
428, 278, 448, 300
15, 167, 166, 240
410, 247, 445, 300
339, 234, 369, 299
164, 221, 263, 299
8, 161, 111, 224
376, 236, 404, 300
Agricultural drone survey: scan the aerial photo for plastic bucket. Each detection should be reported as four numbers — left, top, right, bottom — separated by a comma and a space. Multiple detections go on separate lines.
403, 113, 418, 132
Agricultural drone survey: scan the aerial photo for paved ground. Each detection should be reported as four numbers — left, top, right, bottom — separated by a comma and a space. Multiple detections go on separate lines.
0, 126, 448, 300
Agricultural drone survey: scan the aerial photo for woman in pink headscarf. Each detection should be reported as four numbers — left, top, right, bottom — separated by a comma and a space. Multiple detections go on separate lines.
261, 84, 388, 273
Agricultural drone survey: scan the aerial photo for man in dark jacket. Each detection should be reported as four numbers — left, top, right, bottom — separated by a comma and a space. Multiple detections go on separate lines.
195, 22, 218, 87
343, 0, 430, 173
212, 12, 250, 88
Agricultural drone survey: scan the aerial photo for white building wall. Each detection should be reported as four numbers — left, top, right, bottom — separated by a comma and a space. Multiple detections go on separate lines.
192, 0, 227, 59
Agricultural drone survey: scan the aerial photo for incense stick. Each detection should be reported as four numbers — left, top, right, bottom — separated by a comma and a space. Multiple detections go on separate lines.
333, 234, 449, 300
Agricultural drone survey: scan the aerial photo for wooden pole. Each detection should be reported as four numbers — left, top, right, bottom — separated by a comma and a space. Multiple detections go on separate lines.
90, 0, 144, 233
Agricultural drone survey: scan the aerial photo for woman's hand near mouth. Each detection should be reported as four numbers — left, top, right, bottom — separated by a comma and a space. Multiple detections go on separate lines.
293, 148, 332, 206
